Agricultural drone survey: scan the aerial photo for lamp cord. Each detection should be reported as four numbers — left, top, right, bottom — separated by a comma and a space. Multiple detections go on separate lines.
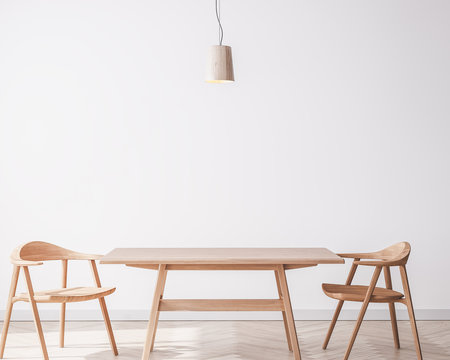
215, 0, 223, 45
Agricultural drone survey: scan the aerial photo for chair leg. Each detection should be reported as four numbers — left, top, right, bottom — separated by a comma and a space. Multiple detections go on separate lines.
98, 297, 118, 355
323, 261, 359, 350
343, 266, 382, 360
60, 260, 68, 348
399, 265, 423, 360
59, 303, 66, 348
384, 266, 400, 349
275, 270, 293, 351
387, 302, 400, 348
90, 260, 118, 355
23, 267, 49, 360
0, 266, 20, 358
323, 300, 344, 349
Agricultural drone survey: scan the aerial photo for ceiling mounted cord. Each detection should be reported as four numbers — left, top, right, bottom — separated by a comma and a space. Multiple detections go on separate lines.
215, 0, 224, 46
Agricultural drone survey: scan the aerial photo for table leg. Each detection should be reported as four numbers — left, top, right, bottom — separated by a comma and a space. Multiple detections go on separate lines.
274, 270, 293, 351
150, 269, 168, 351
277, 265, 301, 360
141, 264, 168, 360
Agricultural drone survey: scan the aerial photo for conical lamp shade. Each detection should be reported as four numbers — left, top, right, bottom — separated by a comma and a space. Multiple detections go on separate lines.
206, 45, 234, 83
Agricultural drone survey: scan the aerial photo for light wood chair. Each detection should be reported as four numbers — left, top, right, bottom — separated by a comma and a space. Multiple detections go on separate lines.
0, 241, 118, 360
322, 242, 422, 360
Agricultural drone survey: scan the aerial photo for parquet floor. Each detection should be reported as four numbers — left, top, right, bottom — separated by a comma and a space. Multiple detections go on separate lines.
1, 320, 449, 359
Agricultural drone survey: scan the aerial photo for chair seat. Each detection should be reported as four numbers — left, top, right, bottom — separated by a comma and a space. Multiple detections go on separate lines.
15, 286, 115, 303
322, 283, 404, 303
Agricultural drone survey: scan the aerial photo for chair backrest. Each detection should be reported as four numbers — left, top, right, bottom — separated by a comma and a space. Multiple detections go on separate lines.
370, 242, 411, 265
10, 241, 100, 264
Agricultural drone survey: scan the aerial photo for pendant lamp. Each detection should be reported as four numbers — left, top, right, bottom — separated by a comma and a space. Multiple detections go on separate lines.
206, 0, 234, 83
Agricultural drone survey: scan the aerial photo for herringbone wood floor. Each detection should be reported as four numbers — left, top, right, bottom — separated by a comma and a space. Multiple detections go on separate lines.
1, 321, 449, 359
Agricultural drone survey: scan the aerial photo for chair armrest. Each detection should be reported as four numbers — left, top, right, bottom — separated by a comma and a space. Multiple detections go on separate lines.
338, 252, 370, 259
11, 259, 43, 266
354, 260, 399, 266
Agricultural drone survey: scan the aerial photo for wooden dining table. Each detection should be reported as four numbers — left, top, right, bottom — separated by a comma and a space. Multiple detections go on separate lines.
100, 248, 344, 360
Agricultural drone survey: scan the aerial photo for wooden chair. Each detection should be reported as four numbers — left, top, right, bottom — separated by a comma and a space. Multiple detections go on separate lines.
0, 241, 118, 360
322, 242, 422, 360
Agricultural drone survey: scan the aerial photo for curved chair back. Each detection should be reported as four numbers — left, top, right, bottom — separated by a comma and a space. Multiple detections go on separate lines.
10, 241, 100, 264
371, 242, 411, 265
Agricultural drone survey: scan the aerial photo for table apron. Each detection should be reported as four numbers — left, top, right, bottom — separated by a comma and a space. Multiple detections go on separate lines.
125, 264, 317, 271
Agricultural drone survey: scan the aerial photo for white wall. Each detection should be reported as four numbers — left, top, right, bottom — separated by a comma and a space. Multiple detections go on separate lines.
0, 0, 449, 321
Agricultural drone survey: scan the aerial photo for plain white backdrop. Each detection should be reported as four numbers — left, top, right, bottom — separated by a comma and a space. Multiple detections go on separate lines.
0, 0, 449, 320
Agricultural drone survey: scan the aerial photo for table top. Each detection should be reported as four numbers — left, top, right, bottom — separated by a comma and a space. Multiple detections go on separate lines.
100, 248, 344, 265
